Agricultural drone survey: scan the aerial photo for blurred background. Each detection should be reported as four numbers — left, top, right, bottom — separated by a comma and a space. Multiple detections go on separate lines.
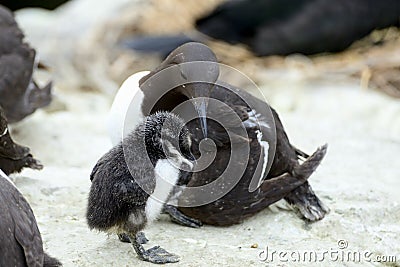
4, 0, 400, 97
1, 0, 399, 266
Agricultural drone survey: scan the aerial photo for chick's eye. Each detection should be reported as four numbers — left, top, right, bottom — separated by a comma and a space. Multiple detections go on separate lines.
179, 132, 186, 144
179, 138, 189, 151
179, 138, 185, 148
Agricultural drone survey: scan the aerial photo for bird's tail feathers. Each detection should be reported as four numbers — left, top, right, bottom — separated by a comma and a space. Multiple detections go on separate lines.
258, 144, 327, 198
292, 144, 328, 180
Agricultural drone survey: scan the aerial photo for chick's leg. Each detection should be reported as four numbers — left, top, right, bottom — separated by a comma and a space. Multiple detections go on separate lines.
118, 231, 148, 244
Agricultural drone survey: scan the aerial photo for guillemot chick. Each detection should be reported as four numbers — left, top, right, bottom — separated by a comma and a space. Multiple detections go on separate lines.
0, 5, 52, 123
0, 106, 43, 174
87, 112, 194, 264
0, 169, 61, 266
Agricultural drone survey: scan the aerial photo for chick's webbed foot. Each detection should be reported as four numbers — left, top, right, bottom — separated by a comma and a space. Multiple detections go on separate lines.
129, 233, 179, 264
141, 246, 180, 264
164, 204, 202, 228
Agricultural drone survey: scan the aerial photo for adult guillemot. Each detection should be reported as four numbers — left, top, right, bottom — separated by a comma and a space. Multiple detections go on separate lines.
0, 5, 52, 123
0, 169, 61, 266
109, 42, 329, 226
0, 106, 43, 174
88, 112, 195, 264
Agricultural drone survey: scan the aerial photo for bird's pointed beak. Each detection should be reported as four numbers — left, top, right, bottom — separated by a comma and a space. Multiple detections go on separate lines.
192, 96, 209, 139
190, 82, 216, 139
177, 61, 218, 139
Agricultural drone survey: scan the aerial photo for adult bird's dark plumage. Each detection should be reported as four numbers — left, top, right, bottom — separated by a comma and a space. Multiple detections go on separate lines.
122, 0, 400, 57
108, 42, 329, 226
0, 5, 52, 123
176, 83, 328, 225
0, 169, 61, 267
0, 106, 43, 174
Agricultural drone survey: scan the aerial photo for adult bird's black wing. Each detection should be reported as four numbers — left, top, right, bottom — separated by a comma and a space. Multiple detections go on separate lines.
0, 171, 44, 266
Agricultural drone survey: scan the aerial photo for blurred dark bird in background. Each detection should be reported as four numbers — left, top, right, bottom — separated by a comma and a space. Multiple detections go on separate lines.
0, 5, 52, 123
123, 0, 400, 57
0, 169, 61, 266
0, 0, 69, 11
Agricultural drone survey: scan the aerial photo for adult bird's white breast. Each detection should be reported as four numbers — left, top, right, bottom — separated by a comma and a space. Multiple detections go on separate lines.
108, 71, 150, 145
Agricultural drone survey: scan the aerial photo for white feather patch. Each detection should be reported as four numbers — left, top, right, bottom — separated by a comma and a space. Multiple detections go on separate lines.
0, 128, 7, 137
247, 109, 270, 129
256, 130, 269, 188
145, 159, 180, 223
108, 71, 150, 145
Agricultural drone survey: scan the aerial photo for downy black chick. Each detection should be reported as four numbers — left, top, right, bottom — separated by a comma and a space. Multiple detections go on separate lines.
87, 111, 195, 264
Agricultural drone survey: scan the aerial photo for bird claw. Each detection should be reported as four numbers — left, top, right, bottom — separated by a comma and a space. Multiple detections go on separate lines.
141, 246, 180, 264
296, 198, 330, 221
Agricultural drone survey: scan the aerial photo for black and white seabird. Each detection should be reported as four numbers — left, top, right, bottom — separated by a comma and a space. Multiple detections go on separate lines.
109, 42, 329, 226
87, 112, 195, 264
0, 169, 61, 267
0, 5, 52, 123
0, 106, 43, 174
123, 0, 400, 57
